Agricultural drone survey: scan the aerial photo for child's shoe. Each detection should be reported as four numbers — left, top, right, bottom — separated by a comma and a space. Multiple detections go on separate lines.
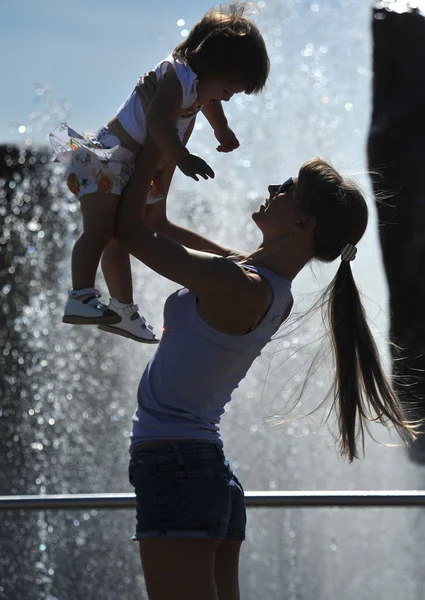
98, 298, 159, 344
62, 288, 121, 325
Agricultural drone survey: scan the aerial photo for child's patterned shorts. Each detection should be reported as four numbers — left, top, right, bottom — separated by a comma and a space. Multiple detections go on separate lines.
49, 123, 136, 199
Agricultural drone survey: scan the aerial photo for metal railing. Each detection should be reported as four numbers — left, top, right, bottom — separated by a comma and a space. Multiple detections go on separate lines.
1, 490, 425, 510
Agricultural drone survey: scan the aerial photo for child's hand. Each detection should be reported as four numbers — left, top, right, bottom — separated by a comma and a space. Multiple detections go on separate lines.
178, 153, 215, 181
215, 126, 240, 153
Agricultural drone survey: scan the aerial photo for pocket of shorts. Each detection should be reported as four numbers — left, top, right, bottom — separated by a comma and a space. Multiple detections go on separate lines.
129, 460, 154, 488
175, 469, 230, 528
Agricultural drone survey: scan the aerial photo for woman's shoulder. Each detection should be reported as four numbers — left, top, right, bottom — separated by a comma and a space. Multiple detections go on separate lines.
235, 261, 292, 290
196, 259, 290, 335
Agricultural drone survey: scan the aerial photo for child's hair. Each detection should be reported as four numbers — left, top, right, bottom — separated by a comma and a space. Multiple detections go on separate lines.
295, 158, 417, 461
173, 2, 270, 94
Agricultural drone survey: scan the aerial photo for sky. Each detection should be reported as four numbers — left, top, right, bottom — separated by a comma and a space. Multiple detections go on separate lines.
1, 0, 216, 144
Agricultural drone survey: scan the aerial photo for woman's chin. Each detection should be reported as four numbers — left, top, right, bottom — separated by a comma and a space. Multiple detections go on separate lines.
251, 209, 264, 226
252, 205, 265, 219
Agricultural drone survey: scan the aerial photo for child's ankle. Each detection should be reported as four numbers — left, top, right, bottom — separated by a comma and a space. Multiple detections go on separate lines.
110, 297, 133, 308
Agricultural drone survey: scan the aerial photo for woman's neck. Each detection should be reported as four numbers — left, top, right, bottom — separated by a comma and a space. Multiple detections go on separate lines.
241, 237, 313, 282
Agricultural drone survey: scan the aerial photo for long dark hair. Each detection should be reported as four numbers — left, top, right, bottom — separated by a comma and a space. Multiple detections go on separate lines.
173, 2, 270, 94
296, 158, 417, 461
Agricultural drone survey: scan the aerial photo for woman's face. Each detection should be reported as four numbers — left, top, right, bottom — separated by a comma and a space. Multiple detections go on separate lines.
252, 177, 307, 239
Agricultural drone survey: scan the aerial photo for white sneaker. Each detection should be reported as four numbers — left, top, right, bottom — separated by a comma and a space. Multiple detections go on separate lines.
98, 299, 159, 344
62, 288, 121, 325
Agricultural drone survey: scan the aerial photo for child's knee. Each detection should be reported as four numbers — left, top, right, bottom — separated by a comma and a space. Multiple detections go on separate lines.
81, 224, 115, 248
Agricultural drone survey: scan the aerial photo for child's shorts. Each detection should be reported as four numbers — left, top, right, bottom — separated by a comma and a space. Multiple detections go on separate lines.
49, 123, 136, 199
128, 441, 247, 541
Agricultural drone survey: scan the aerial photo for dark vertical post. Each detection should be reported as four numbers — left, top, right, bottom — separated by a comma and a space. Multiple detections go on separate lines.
367, 6, 425, 462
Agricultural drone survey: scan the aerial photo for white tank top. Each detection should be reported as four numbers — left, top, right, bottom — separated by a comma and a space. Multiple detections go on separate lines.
116, 54, 202, 144
130, 264, 293, 450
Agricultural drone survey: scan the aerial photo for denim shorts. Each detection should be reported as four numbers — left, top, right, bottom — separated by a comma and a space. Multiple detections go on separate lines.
129, 442, 246, 541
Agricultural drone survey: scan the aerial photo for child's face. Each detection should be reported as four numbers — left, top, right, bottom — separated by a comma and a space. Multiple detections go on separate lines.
197, 77, 245, 105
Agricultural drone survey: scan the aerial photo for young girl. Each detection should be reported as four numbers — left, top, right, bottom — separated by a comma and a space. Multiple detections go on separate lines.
116, 145, 417, 598
49, 2, 270, 343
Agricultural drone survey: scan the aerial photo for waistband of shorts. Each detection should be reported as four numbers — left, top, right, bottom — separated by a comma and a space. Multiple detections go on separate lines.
93, 125, 126, 148
130, 440, 225, 462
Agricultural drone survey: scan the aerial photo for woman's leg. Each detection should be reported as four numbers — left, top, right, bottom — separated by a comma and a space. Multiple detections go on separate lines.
117, 120, 194, 245
214, 541, 243, 600
139, 538, 221, 600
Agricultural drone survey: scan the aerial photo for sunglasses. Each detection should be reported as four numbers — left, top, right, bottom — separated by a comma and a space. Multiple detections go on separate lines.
276, 177, 294, 195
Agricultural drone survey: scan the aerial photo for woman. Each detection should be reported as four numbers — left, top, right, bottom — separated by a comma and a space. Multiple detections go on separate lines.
114, 91, 416, 600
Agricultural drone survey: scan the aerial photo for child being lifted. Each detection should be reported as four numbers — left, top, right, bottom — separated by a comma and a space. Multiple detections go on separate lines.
50, 2, 269, 343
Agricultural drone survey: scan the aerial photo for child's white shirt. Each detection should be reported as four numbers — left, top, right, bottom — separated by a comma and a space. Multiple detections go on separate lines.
116, 54, 201, 145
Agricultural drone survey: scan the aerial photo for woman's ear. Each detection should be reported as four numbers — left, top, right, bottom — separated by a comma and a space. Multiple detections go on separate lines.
295, 215, 316, 233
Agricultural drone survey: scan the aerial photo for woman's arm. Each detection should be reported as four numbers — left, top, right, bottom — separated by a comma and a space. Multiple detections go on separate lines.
146, 198, 235, 258
125, 133, 247, 259
144, 118, 236, 258
118, 136, 262, 323
133, 81, 246, 259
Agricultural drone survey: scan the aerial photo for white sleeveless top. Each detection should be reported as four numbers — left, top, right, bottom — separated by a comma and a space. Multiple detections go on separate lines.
116, 54, 202, 144
130, 263, 293, 450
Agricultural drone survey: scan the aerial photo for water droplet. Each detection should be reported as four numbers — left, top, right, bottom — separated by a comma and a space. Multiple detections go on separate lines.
181, 29, 189, 37
177, 18, 185, 26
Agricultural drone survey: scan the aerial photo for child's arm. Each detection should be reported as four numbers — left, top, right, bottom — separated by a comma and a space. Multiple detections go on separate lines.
202, 102, 240, 153
144, 66, 215, 181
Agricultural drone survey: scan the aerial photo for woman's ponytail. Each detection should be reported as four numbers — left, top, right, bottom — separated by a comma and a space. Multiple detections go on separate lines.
327, 261, 417, 461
